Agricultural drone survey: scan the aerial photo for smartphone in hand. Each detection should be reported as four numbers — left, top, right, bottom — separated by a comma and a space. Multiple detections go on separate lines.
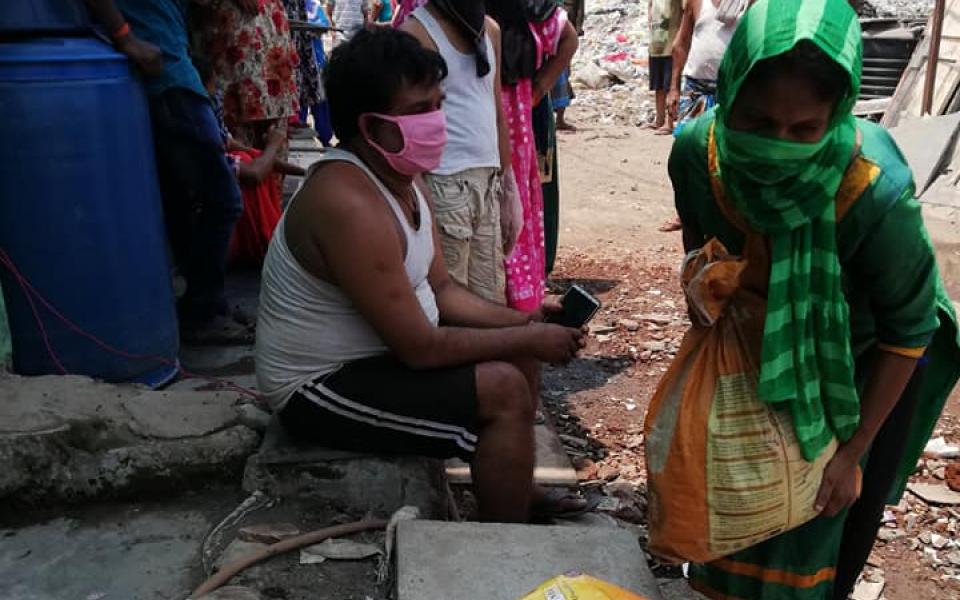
546, 284, 601, 328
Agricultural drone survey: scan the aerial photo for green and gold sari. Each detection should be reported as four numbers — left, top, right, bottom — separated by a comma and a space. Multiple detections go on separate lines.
668, 0, 960, 597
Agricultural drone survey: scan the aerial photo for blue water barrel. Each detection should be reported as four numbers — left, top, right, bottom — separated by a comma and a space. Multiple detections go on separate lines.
0, 37, 179, 387
0, 0, 92, 32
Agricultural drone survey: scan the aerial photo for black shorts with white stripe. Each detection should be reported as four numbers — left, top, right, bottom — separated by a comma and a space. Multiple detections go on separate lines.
278, 354, 479, 461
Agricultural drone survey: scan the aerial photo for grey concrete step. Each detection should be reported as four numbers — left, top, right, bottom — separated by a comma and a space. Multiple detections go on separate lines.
0, 374, 261, 505
396, 520, 663, 600
242, 419, 448, 519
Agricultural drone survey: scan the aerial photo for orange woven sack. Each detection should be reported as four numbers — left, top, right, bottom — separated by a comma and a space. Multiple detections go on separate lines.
644, 238, 837, 564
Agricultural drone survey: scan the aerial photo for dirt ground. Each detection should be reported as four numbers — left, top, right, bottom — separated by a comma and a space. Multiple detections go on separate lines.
551, 119, 960, 600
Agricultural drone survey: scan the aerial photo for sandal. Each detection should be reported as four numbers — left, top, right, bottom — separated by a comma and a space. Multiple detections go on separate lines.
530, 488, 602, 521
658, 216, 683, 232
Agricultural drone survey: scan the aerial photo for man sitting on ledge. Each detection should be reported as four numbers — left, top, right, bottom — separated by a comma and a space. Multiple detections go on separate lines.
255, 28, 586, 523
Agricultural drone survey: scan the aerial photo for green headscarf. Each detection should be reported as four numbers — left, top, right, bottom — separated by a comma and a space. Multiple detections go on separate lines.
714, 0, 863, 461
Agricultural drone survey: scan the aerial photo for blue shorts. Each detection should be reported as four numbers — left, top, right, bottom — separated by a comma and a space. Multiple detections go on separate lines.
649, 55, 673, 91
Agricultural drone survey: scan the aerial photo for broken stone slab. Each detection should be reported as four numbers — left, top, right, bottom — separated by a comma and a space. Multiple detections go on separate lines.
123, 391, 242, 439
396, 520, 663, 600
909, 482, 960, 506
925, 437, 960, 459
300, 538, 382, 563
876, 527, 905, 542
851, 579, 884, 600
242, 419, 447, 519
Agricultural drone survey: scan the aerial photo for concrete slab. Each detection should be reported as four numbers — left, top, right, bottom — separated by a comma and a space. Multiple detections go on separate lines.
166, 374, 258, 394
0, 374, 261, 504
396, 520, 662, 600
658, 579, 708, 600
0, 490, 242, 600
123, 391, 241, 439
446, 424, 577, 487
889, 113, 960, 196
242, 419, 448, 518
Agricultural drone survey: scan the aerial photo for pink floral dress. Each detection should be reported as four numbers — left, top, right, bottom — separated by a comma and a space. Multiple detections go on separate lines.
196, 0, 300, 131
502, 9, 566, 312
392, 0, 427, 28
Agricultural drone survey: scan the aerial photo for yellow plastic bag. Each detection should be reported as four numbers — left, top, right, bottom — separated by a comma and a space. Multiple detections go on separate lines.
519, 573, 652, 600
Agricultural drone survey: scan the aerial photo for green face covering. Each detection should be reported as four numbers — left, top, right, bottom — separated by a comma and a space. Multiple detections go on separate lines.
714, 0, 863, 461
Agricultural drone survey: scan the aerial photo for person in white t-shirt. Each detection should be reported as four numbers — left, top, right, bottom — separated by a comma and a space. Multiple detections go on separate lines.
400, 0, 523, 303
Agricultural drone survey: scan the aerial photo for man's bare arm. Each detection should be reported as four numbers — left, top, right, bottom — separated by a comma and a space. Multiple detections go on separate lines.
667, 2, 695, 117
288, 167, 582, 369
420, 202, 531, 329
488, 19, 512, 173
84, 0, 164, 76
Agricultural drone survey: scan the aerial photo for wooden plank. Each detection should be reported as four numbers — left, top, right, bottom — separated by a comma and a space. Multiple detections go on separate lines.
445, 424, 578, 487
883, 0, 960, 127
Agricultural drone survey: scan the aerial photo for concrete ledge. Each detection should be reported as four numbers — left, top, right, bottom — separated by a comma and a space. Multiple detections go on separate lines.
0, 374, 263, 505
242, 419, 448, 519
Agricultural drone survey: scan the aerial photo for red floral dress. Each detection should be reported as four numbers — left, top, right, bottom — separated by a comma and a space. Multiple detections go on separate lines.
197, 0, 300, 131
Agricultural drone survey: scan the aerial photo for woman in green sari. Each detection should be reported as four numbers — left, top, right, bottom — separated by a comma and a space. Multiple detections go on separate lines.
668, 0, 960, 598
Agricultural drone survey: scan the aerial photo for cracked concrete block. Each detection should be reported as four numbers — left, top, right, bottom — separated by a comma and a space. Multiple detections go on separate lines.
123, 391, 240, 439
396, 520, 663, 600
0, 374, 263, 505
243, 419, 447, 519
2, 424, 260, 504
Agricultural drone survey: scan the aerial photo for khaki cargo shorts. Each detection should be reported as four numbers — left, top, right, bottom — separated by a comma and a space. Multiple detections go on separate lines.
425, 167, 505, 303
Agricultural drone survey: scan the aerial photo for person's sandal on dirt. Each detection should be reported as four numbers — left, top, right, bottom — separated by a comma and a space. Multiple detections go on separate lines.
529, 487, 601, 521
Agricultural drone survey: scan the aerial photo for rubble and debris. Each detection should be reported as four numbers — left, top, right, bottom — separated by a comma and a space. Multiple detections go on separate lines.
568, 0, 654, 126
926, 436, 960, 459
860, 0, 934, 17
947, 462, 960, 492
851, 578, 885, 600
909, 481, 960, 505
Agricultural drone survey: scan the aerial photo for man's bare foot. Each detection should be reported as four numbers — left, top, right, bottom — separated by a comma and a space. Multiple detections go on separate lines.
529, 487, 600, 521
654, 125, 674, 136
658, 216, 683, 232
557, 119, 577, 132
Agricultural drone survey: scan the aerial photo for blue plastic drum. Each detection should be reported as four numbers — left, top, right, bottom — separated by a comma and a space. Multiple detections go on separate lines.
0, 37, 179, 386
0, 0, 92, 33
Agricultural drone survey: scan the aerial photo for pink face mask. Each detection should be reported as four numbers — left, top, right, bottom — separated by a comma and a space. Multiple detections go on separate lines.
359, 110, 448, 176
